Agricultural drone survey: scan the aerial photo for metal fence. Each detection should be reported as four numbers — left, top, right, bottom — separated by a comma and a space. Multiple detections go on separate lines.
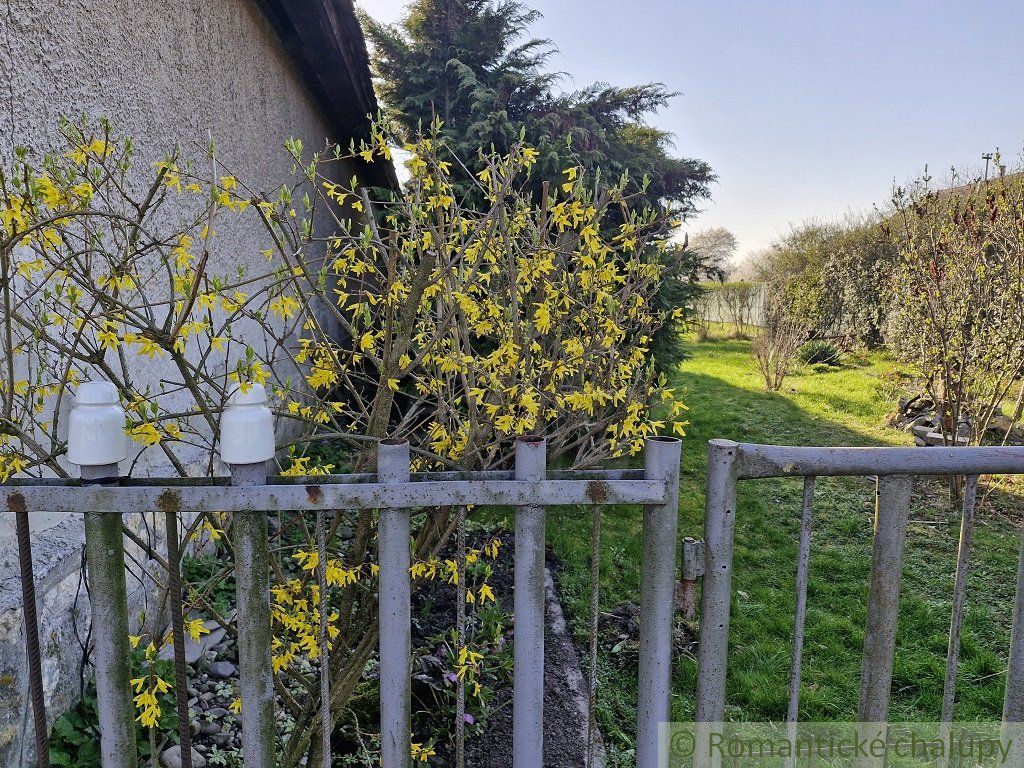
693, 440, 1024, 768
7, 383, 683, 768
15, 400, 1024, 768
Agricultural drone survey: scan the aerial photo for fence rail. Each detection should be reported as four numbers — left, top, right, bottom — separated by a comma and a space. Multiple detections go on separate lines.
17, 391, 1024, 768
9, 380, 682, 768
695, 439, 1024, 768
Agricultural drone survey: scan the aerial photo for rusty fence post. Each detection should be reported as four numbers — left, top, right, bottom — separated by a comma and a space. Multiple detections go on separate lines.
162, 491, 194, 768
941, 476, 978, 709
637, 435, 682, 768
315, 503, 333, 768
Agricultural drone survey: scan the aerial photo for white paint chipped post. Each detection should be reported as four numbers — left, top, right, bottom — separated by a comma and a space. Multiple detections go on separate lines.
513, 435, 547, 768
378, 439, 412, 768
221, 383, 277, 768
69, 381, 135, 768
636, 435, 682, 768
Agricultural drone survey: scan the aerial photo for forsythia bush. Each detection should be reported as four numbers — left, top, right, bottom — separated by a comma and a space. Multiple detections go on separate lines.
0, 117, 686, 764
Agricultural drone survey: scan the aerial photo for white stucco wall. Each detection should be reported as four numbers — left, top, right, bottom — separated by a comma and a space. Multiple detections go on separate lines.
0, 1, 359, 763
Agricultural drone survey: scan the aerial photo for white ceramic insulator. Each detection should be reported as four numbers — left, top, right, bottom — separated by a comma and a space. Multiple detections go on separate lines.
67, 381, 128, 467
219, 383, 276, 465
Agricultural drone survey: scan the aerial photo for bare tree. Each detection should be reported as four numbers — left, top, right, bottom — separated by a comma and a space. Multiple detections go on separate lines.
718, 282, 761, 338
752, 301, 808, 391
689, 226, 738, 279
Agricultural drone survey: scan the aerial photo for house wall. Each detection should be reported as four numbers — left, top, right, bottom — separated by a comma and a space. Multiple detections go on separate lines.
0, 1, 357, 763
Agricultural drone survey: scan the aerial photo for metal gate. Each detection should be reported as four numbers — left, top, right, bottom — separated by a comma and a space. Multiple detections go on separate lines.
693, 439, 1024, 768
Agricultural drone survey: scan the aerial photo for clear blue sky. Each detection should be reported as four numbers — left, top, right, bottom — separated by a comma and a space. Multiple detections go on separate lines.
359, 0, 1024, 261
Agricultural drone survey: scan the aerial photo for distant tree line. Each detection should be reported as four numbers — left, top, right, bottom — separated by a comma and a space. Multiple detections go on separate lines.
747, 165, 1024, 442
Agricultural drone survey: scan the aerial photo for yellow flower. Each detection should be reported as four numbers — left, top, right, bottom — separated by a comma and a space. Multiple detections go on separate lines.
269, 295, 299, 320
185, 618, 210, 643
136, 337, 163, 359
97, 327, 120, 350
67, 138, 111, 165
130, 423, 162, 446
35, 175, 66, 207
411, 740, 436, 763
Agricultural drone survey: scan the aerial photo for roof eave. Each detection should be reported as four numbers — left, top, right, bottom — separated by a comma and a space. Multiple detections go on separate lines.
252, 0, 400, 191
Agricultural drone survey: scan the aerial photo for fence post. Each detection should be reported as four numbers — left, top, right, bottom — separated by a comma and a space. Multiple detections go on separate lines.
1002, 517, 1024, 764
858, 475, 912, 722
70, 382, 136, 768
378, 439, 411, 768
222, 384, 277, 768
694, 439, 739, 768
637, 435, 682, 768
513, 435, 547, 768
856, 474, 912, 768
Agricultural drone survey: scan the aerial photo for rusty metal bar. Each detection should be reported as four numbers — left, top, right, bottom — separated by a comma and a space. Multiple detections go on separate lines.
163, 503, 193, 768
784, 476, 816, 768
230, 461, 276, 768
378, 439, 411, 768
315, 506, 332, 768
82, 464, 137, 768
941, 475, 978, 723
513, 435, 547, 768
637, 436, 682, 768
787, 476, 816, 725
14, 502, 50, 768
736, 443, 1024, 479
455, 497, 468, 768
695, 440, 739, 722
0, 478, 667, 514
679, 537, 705, 621
855, 475, 912, 768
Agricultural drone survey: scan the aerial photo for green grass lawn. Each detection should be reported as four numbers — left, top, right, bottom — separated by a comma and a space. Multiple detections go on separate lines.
545, 335, 1023, 763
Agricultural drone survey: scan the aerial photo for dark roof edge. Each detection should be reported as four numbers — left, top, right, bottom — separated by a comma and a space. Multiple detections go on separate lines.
252, 0, 400, 191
